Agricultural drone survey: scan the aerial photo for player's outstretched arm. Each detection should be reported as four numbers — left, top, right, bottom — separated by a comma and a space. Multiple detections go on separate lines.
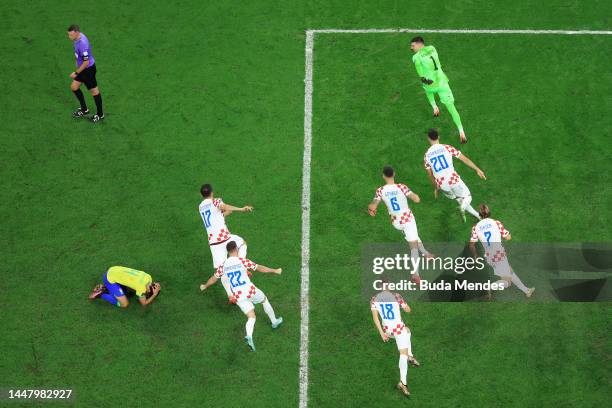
255, 265, 282, 275
368, 200, 380, 216
407, 192, 421, 203
371, 310, 389, 342
458, 154, 486, 180
401, 303, 411, 313
221, 203, 254, 215
200, 275, 219, 291
468, 241, 478, 258
504, 233, 512, 241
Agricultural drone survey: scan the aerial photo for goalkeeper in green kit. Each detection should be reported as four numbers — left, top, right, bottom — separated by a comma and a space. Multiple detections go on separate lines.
411, 36, 467, 144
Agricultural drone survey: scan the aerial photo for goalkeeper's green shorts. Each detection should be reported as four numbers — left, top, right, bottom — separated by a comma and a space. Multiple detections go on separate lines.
424, 82, 454, 105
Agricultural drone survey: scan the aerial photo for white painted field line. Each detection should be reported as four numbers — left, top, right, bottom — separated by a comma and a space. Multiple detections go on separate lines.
309, 28, 612, 35
299, 29, 314, 408
298, 26, 611, 408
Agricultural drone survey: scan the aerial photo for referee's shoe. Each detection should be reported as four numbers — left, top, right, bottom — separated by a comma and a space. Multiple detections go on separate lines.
91, 114, 104, 123
72, 108, 89, 117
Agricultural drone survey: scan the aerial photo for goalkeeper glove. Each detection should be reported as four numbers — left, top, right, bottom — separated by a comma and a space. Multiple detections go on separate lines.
421, 77, 434, 85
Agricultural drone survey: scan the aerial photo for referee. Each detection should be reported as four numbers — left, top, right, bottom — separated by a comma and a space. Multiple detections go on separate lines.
67, 25, 104, 123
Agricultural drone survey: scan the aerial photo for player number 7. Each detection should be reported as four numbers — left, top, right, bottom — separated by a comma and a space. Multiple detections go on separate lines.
484, 231, 492, 247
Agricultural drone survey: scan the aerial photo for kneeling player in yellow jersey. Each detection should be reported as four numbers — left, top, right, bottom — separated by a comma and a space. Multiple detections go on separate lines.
89, 266, 161, 308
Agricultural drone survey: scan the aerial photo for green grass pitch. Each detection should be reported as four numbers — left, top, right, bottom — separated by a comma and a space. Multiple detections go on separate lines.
0, 1, 610, 407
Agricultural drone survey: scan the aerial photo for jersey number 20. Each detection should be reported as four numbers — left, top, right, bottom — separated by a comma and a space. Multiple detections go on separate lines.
431, 154, 449, 173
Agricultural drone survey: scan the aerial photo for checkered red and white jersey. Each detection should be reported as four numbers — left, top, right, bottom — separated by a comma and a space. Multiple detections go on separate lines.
199, 198, 231, 245
370, 291, 406, 336
424, 144, 461, 184
470, 218, 510, 262
374, 183, 412, 219
215, 256, 258, 294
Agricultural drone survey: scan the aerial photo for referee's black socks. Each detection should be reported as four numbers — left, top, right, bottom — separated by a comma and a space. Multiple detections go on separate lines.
73, 89, 87, 111
93, 93, 103, 116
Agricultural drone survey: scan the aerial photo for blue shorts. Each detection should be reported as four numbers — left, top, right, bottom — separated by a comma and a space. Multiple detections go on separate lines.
103, 272, 125, 298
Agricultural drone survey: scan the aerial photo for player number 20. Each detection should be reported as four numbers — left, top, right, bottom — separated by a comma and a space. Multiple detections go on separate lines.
431, 154, 449, 173
380, 303, 395, 320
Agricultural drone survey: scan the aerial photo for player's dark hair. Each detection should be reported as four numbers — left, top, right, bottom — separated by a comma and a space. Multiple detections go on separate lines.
427, 129, 439, 140
478, 204, 491, 219
411, 36, 425, 44
226, 241, 238, 253
200, 183, 213, 198
382, 166, 394, 178
67, 24, 80, 32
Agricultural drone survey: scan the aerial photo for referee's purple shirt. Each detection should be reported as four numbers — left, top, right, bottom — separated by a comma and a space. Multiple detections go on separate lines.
73, 33, 95, 67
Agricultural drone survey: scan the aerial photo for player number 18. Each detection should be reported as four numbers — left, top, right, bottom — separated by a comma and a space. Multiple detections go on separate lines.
380, 303, 395, 319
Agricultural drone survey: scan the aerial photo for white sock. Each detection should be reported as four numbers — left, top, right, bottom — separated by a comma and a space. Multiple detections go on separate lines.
245, 317, 256, 337
457, 196, 480, 219
406, 332, 413, 357
496, 279, 510, 289
417, 241, 430, 256
511, 272, 529, 294
410, 248, 420, 276
399, 355, 408, 385
263, 300, 277, 322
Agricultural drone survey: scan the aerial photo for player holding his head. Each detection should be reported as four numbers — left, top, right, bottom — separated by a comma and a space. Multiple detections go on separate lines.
469, 204, 535, 298
200, 241, 283, 351
198, 183, 253, 301
371, 290, 420, 397
410, 36, 466, 143
368, 166, 432, 282
424, 129, 486, 222
67, 25, 104, 122
88, 266, 161, 308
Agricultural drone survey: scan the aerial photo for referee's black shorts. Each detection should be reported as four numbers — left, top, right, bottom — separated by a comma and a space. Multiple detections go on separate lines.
75, 64, 98, 89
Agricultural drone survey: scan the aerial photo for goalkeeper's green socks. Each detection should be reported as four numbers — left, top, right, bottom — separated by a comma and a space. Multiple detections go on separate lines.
444, 102, 464, 133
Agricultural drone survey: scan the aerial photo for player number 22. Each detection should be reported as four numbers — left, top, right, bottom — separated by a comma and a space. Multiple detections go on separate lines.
227, 271, 246, 288
201, 209, 212, 228
431, 154, 449, 173
380, 303, 395, 320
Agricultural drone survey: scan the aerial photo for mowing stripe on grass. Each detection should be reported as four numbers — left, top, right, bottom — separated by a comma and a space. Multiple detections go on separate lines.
299, 26, 611, 407
309, 28, 612, 35
299, 29, 314, 408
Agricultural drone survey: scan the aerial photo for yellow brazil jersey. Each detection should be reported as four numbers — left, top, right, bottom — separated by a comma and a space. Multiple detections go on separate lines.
106, 266, 152, 297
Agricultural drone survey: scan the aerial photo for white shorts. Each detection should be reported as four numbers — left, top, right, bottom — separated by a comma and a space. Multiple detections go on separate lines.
440, 179, 470, 200
391, 328, 412, 352
489, 258, 512, 278
235, 284, 266, 314
209, 234, 247, 268
393, 220, 420, 242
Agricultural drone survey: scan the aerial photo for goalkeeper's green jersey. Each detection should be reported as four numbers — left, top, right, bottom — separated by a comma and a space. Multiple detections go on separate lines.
412, 45, 449, 87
